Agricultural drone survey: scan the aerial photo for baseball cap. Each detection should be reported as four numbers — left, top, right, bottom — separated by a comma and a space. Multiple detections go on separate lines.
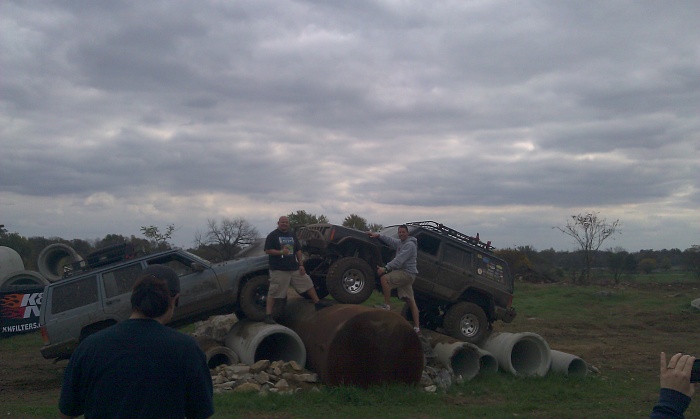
140, 264, 180, 296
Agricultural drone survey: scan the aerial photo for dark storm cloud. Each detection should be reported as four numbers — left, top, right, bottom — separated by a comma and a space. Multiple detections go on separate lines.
1, 0, 698, 251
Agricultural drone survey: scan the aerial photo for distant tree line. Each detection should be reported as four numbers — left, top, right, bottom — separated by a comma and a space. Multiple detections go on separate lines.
496, 245, 700, 285
2, 212, 698, 284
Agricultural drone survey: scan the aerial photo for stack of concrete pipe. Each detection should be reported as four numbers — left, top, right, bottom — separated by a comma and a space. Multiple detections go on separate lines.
0, 246, 50, 291
196, 301, 587, 385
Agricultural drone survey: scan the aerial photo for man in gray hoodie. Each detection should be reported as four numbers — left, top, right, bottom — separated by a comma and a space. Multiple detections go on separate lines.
368, 224, 421, 333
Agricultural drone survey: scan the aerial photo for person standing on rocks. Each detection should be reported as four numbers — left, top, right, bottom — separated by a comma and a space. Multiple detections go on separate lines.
59, 265, 214, 419
263, 215, 331, 324
368, 224, 421, 333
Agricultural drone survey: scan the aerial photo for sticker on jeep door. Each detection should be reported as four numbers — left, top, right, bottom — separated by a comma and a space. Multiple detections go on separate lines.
476, 254, 505, 284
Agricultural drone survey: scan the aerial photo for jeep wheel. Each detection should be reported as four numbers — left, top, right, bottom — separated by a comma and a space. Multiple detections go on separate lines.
443, 302, 490, 345
326, 257, 374, 304
239, 275, 285, 321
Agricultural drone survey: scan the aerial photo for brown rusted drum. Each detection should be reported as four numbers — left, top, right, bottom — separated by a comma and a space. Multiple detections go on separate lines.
280, 299, 424, 387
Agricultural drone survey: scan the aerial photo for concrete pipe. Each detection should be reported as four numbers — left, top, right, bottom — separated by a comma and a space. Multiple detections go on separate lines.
0, 270, 49, 292
481, 332, 551, 376
224, 319, 306, 367
37, 244, 84, 282
549, 350, 588, 377
432, 341, 481, 381
195, 336, 240, 369
477, 348, 499, 374
280, 298, 424, 387
422, 329, 498, 377
0, 246, 24, 281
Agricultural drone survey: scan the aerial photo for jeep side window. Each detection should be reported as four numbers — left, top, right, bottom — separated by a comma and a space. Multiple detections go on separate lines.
416, 233, 440, 257
443, 243, 472, 270
146, 255, 196, 277
51, 276, 99, 314
103, 264, 144, 298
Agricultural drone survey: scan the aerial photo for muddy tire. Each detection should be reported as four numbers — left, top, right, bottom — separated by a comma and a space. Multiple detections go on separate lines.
443, 302, 490, 345
325, 257, 374, 304
239, 275, 285, 321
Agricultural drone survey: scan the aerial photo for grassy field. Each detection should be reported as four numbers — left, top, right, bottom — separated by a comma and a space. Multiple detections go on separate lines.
2, 273, 699, 418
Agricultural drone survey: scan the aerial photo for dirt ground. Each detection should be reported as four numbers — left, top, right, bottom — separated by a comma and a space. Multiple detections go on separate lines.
1, 282, 698, 411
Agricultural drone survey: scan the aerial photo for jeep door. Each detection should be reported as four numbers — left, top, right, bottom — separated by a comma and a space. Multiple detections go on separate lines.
101, 262, 145, 320
145, 253, 223, 320
412, 231, 440, 293
43, 274, 101, 347
433, 242, 474, 301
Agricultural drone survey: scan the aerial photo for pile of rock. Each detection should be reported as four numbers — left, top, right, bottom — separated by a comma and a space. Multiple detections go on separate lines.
210, 359, 322, 394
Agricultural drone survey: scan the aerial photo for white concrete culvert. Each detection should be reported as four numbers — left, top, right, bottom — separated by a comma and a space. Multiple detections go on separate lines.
224, 319, 306, 367
481, 332, 551, 376
432, 341, 482, 381
195, 336, 240, 369
549, 350, 588, 377
37, 243, 83, 282
0, 270, 49, 291
0, 246, 24, 281
477, 348, 499, 374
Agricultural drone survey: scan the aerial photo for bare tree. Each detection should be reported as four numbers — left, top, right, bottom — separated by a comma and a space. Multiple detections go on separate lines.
555, 212, 621, 284
194, 217, 258, 262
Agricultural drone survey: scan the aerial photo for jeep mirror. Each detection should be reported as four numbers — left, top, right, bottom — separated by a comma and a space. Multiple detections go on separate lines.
190, 262, 205, 272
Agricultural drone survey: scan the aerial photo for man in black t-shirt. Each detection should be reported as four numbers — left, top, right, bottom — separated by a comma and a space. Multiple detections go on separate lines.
263, 216, 331, 324
59, 265, 214, 419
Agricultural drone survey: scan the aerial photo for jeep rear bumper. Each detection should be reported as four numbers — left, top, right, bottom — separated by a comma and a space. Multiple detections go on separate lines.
40, 339, 79, 360
495, 306, 517, 323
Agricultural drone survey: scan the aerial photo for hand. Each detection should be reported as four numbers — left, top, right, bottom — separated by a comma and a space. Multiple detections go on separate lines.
376, 266, 386, 276
281, 248, 290, 256
367, 232, 379, 238
660, 352, 696, 398
299, 265, 306, 274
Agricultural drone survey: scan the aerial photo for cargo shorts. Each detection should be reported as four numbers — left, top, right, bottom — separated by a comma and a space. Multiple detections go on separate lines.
268, 269, 314, 298
384, 270, 415, 300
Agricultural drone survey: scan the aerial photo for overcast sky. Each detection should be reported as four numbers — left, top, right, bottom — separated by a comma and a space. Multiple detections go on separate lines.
1, 1, 698, 253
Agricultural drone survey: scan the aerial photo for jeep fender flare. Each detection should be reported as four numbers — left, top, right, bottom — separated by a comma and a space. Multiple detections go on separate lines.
333, 237, 384, 267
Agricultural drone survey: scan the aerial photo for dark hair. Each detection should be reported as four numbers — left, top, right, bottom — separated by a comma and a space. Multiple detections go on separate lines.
130, 275, 172, 318
398, 224, 409, 232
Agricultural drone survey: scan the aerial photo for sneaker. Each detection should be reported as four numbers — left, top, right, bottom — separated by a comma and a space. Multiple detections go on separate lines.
413, 326, 421, 334
315, 300, 333, 311
264, 314, 276, 325
374, 303, 391, 311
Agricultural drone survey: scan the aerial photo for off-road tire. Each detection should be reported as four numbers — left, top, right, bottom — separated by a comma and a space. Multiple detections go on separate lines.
443, 302, 490, 345
239, 275, 285, 321
325, 257, 374, 304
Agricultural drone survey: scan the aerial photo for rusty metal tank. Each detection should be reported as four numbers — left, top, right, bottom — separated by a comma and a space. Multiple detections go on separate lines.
280, 298, 424, 387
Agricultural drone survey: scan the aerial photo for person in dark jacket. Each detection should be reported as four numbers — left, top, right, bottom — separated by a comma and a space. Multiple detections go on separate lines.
650, 351, 696, 418
59, 265, 214, 419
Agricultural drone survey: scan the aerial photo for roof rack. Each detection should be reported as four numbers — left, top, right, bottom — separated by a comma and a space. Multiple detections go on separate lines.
404, 221, 495, 251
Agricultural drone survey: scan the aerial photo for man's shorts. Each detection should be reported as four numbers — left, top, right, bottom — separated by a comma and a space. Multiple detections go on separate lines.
384, 270, 415, 300
268, 269, 314, 298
